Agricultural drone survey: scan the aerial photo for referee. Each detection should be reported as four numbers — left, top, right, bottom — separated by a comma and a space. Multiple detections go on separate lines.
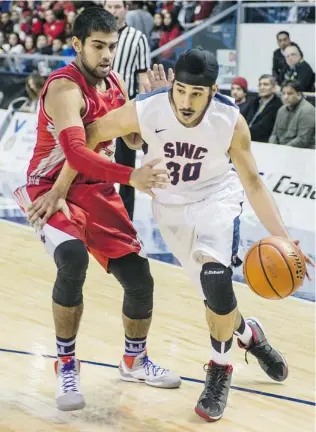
105, 0, 151, 220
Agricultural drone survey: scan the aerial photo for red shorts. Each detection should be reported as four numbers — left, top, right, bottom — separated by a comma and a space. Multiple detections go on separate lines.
14, 182, 142, 270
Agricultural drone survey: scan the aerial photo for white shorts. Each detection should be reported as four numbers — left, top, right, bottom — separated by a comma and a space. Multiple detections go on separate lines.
152, 180, 244, 295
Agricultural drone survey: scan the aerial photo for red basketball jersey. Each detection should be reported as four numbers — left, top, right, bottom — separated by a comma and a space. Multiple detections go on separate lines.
27, 62, 126, 186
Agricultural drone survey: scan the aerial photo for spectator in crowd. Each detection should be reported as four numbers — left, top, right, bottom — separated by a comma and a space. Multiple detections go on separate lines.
66, 10, 76, 27
52, 1, 76, 14
64, 21, 73, 39
231, 76, 253, 122
62, 35, 76, 57
2, 32, 24, 54
157, 1, 175, 15
283, 44, 315, 92
43, 8, 65, 44
126, 1, 154, 40
11, 9, 22, 34
24, 34, 35, 53
105, 0, 151, 220
22, 34, 36, 72
52, 37, 63, 55
175, 0, 216, 27
35, 33, 52, 54
248, 74, 282, 143
272, 30, 292, 85
150, 12, 164, 50
0, 12, 14, 38
143, 1, 157, 16
176, 1, 196, 27
269, 80, 315, 149
19, 72, 45, 112
51, 37, 65, 70
20, 11, 43, 41
159, 11, 181, 48
193, 1, 216, 24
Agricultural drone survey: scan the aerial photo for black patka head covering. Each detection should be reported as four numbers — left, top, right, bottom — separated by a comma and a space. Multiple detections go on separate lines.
174, 47, 219, 87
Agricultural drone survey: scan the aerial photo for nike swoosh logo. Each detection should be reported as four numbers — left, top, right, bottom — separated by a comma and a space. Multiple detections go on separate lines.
155, 128, 167, 133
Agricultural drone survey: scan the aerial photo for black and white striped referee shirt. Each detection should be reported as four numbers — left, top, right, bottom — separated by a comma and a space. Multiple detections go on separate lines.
112, 24, 151, 99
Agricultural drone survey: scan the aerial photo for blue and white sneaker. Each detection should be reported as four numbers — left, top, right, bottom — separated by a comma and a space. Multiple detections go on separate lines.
54, 356, 85, 411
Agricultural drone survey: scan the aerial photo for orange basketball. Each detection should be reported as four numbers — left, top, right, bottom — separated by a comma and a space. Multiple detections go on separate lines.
243, 237, 306, 300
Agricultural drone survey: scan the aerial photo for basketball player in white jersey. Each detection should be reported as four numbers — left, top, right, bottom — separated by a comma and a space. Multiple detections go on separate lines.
28, 49, 313, 421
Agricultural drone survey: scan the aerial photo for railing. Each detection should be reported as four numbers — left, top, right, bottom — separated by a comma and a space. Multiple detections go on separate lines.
239, 2, 315, 24
0, 53, 75, 75
150, 3, 238, 59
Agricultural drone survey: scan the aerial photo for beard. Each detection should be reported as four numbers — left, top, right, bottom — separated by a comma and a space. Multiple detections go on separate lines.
81, 52, 111, 79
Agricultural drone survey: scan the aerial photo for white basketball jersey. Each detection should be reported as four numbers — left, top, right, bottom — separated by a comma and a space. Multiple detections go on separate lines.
136, 88, 242, 204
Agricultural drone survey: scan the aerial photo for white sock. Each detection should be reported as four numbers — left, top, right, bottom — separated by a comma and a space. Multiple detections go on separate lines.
211, 336, 232, 365
234, 317, 253, 346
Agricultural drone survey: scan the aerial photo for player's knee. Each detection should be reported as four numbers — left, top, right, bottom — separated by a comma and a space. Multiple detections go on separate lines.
53, 239, 89, 307
54, 239, 89, 277
109, 253, 154, 319
200, 262, 236, 315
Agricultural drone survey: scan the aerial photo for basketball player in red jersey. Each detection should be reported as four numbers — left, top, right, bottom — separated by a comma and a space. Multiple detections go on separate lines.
14, 7, 181, 412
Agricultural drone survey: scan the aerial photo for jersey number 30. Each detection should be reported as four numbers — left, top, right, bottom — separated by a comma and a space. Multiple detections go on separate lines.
166, 161, 202, 185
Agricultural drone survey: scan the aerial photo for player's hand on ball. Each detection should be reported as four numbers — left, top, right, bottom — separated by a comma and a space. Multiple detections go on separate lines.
293, 240, 315, 281
27, 189, 70, 229
144, 64, 174, 93
129, 158, 170, 198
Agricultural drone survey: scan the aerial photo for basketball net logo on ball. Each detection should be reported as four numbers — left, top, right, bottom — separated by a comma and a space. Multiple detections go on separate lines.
243, 237, 306, 300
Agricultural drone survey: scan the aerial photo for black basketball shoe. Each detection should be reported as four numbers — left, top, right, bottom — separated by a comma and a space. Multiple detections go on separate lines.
237, 317, 288, 382
195, 361, 233, 422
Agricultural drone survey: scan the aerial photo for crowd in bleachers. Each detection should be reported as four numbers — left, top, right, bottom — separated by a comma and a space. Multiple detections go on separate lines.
0, 0, 221, 59
0, 1, 315, 149
230, 29, 315, 149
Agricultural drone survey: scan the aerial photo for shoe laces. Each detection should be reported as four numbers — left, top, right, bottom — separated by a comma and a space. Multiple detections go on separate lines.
245, 339, 274, 368
203, 364, 228, 402
61, 359, 78, 392
140, 355, 167, 377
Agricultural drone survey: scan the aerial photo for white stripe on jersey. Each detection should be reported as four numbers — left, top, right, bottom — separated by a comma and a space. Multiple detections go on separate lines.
29, 123, 65, 178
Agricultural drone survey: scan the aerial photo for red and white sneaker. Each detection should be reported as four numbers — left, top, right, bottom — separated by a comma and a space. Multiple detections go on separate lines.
119, 350, 181, 389
54, 356, 85, 411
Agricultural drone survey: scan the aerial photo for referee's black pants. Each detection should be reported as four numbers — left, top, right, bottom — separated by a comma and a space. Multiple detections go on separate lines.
115, 137, 136, 221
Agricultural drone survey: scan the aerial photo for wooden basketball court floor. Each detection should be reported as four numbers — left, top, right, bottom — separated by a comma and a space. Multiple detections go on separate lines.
0, 219, 314, 432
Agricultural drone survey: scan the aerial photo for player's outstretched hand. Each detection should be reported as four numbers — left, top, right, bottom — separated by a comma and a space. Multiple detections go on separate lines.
129, 158, 170, 198
293, 240, 315, 281
27, 189, 70, 229
143, 64, 174, 93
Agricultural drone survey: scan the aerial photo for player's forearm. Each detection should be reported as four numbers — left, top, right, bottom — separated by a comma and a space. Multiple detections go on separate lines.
59, 126, 133, 185
245, 179, 290, 239
66, 140, 133, 184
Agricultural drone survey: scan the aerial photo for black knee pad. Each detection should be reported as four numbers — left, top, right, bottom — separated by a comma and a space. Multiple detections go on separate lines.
200, 262, 236, 315
53, 239, 89, 307
108, 253, 154, 320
